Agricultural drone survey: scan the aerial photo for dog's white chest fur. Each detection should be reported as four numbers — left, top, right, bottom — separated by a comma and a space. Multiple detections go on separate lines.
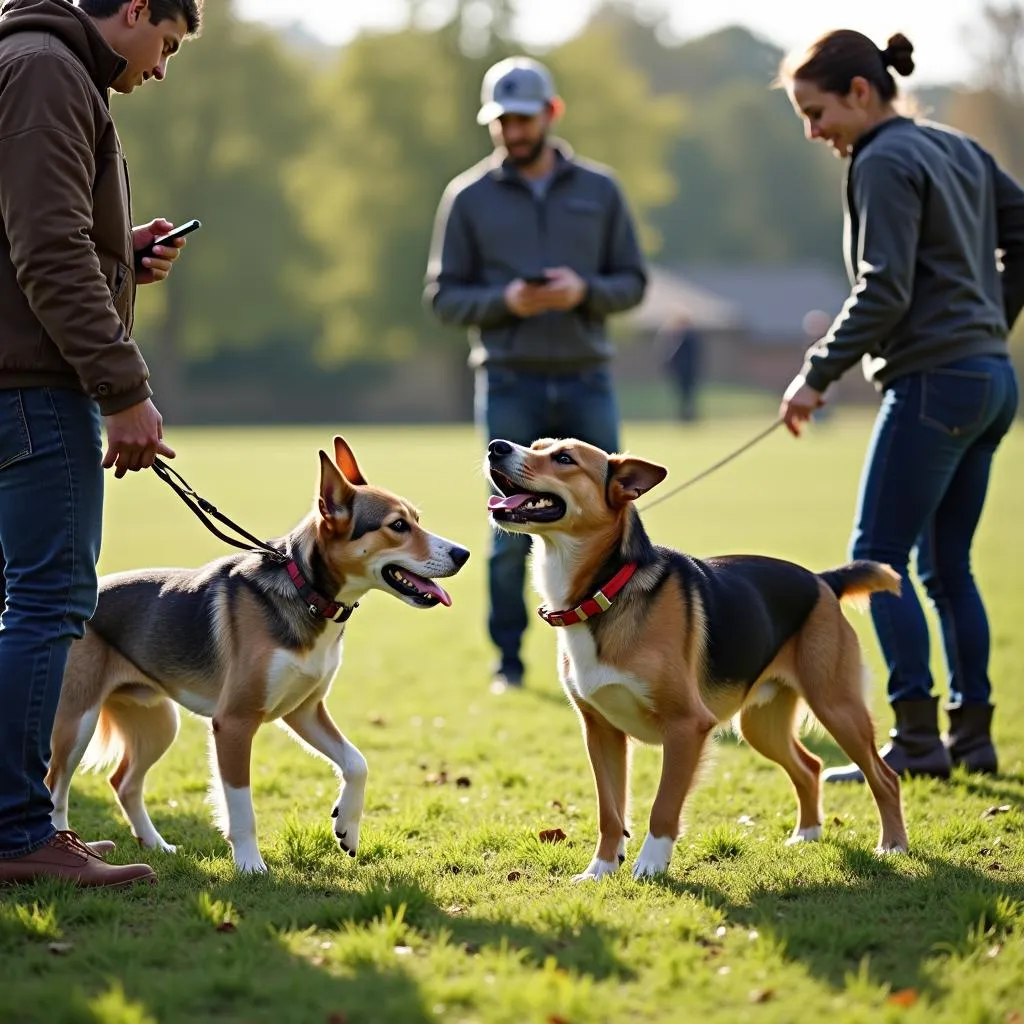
559, 628, 661, 745
264, 629, 343, 719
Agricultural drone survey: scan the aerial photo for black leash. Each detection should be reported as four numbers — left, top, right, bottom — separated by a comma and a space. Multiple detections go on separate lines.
638, 417, 785, 512
151, 458, 287, 562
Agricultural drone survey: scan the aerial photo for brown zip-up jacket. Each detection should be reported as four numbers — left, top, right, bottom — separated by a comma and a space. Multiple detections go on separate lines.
0, 0, 152, 416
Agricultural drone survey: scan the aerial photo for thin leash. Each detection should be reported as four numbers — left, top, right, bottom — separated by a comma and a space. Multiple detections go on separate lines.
638, 416, 786, 512
151, 458, 287, 562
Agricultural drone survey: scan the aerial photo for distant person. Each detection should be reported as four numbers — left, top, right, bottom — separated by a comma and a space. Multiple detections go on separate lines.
0, 0, 202, 888
656, 313, 704, 422
777, 30, 1023, 781
425, 56, 648, 694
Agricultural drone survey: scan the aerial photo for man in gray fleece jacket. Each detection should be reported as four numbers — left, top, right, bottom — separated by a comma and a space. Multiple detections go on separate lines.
425, 56, 647, 693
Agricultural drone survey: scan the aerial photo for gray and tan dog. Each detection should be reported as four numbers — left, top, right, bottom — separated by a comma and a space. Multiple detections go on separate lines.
486, 436, 908, 881
47, 437, 469, 873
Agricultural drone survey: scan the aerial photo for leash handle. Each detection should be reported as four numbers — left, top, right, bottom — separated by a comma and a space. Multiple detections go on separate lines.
151, 458, 287, 561
638, 417, 785, 512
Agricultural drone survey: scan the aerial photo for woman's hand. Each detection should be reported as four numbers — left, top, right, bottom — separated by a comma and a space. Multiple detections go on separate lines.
780, 375, 826, 437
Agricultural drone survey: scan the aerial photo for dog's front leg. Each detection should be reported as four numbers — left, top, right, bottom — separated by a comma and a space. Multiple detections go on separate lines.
283, 699, 367, 858
574, 704, 629, 882
633, 710, 716, 879
210, 713, 266, 873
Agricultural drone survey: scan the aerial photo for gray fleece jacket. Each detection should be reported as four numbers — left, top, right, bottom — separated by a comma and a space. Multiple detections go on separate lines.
424, 142, 647, 372
802, 116, 1024, 393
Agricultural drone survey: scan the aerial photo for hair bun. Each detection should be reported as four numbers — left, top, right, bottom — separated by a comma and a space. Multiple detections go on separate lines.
881, 33, 915, 76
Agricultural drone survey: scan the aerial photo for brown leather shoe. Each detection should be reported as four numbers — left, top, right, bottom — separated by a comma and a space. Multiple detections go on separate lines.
0, 831, 156, 889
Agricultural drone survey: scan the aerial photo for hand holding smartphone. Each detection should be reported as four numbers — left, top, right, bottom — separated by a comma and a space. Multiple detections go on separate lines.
134, 219, 202, 266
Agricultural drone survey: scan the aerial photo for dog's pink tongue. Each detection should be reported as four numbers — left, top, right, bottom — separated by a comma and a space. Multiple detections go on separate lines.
488, 493, 532, 511
408, 571, 452, 607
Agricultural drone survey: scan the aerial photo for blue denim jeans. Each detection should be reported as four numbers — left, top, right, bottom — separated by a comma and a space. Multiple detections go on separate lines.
476, 365, 621, 673
0, 388, 104, 857
849, 355, 1019, 707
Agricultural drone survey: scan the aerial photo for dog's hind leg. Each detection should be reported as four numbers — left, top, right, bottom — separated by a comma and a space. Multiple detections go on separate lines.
796, 607, 908, 854
47, 704, 102, 834
282, 698, 368, 859
103, 697, 181, 853
739, 684, 823, 844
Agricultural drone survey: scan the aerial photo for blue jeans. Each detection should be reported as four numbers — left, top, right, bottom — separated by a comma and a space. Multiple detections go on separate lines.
850, 355, 1018, 707
476, 365, 621, 672
0, 388, 104, 857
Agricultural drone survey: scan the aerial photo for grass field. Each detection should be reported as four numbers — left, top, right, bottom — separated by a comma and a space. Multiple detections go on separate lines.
1, 414, 1023, 1024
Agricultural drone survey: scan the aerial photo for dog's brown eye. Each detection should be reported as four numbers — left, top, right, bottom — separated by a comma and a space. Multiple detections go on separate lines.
553, 452, 576, 466
390, 519, 410, 533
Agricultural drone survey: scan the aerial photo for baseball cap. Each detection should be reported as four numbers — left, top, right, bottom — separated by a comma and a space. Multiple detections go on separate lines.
476, 57, 556, 126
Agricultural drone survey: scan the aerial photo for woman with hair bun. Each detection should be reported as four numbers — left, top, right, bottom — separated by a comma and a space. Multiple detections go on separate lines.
777, 30, 1024, 783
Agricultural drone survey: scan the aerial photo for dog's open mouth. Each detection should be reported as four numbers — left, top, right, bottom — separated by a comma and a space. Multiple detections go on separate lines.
383, 565, 452, 607
487, 469, 566, 524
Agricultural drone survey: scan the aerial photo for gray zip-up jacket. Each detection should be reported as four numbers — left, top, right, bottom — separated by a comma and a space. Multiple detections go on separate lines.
801, 116, 1024, 393
424, 142, 647, 371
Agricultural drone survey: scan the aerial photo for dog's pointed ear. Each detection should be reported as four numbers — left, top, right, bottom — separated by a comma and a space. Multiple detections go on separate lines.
333, 436, 367, 486
318, 450, 356, 532
607, 456, 668, 508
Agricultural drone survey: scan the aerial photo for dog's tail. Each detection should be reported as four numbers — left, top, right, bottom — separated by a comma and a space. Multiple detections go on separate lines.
80, 705, 125, 775
818, 560, 901, 611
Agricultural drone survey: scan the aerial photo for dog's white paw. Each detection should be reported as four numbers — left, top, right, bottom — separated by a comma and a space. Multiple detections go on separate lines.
572, 857, 620, 882
141, 837, 177, 855
232, 842, 268, 874
876, 840, 909, 855
332, 798, 361, 858
785, 824, 823, 846
632, 834, 674, 879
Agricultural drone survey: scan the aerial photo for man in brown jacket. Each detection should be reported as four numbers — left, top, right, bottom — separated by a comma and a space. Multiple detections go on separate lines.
0, 0, 202, 888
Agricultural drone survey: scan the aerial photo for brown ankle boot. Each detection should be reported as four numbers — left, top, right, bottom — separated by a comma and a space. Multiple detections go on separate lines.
0, 831, 156, 889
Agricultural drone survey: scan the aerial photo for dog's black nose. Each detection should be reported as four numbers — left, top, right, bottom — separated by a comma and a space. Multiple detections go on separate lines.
450, 545, 470, 568
489, 440, 513, 458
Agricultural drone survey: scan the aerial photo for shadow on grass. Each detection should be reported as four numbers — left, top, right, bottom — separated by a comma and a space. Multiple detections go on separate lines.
1, 787, 631, 1024
651, 840, 1023, 997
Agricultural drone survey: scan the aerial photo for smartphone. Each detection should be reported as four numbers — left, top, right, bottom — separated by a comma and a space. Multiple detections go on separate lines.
135, 219, 202, 265
523, 272, 550, 285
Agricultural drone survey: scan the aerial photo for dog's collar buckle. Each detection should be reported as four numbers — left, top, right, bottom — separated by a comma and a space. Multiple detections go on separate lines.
287, 560, 357, 625
538, 562, 638, 628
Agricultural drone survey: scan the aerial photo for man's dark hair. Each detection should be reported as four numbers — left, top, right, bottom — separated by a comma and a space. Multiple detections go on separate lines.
79, 0, 203, 36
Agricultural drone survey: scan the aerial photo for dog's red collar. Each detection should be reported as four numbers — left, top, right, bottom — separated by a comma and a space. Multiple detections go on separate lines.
286, 560, 358, 624
538, 562, 638, 628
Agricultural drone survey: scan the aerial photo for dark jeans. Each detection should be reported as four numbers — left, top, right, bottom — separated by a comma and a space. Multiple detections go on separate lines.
476, 365, 621, 673
849, 355, 1018, 707
0, 388, 103, 857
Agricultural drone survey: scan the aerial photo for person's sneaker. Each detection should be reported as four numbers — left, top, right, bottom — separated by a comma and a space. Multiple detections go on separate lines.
0, 831, 156, 889
490, 661, 524, 694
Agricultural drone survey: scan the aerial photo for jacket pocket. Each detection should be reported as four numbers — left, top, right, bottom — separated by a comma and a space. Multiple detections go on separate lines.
920, 368, 991, 436
0, 390, 32, 471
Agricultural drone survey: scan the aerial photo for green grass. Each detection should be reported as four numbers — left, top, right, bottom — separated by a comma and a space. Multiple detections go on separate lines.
2, 414, 1023, 1023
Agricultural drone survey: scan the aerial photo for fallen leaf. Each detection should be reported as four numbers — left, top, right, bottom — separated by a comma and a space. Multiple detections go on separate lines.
989, 862, 1004, 871
326, 1014, 349, 1024
425, 771, 448, 786
749, 988, 774, 1004
215, 921, 237, 934
831, 815, 844, 826
367, 712, 386, 727
447, 905, 464, 915
539, 828, 567, 844
550, 800, 564, 811
887, 989, 919, 1008
982, 805, 1013, 819
47, 942, 73, 956
462, 942, 481, 955
507, 870, 522, 882
737, 815, 755, 826
456, 776, 472, 788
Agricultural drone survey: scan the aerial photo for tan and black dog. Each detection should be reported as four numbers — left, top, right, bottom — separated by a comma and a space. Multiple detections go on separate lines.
47, 437, 469, 873
486, 436, 907, 880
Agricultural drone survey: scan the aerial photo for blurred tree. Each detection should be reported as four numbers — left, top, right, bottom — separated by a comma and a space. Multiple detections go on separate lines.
113, 1, 318, 418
